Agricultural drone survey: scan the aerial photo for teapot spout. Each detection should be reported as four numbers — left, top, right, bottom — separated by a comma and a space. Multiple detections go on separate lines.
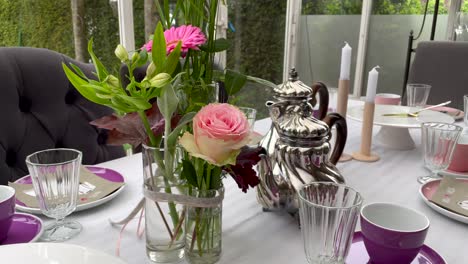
266, 100, 286, 123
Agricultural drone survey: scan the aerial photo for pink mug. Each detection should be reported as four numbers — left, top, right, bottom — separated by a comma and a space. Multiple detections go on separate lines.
448, 134, 468, 172
375, 93, 401, 105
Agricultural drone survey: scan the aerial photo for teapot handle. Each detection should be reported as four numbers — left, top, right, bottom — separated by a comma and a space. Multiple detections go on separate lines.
323, 113, 348, 165
311, 82, 329, 120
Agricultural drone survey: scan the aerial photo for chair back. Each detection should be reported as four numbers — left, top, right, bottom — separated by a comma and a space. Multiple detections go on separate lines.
408, 41, 468, 110
0, 47, 125, 185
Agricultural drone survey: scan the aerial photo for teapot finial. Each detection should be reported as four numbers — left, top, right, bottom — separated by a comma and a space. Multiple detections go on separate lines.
288, 68, 298, 81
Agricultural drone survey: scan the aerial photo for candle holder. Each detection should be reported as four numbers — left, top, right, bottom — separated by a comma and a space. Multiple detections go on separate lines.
352, 101, 380, 162
336, 79, 353, 162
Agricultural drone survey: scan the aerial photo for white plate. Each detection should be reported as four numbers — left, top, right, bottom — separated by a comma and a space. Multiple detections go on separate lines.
0, 243, 127, 264
347, 105, 455, 128
419, 178, 468, 224
15, 166, 125, 214
439, 169, 468, 178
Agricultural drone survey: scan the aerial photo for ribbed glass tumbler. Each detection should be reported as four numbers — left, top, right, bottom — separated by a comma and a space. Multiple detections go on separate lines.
419, 122, 462, 184
298, 182, 363, 264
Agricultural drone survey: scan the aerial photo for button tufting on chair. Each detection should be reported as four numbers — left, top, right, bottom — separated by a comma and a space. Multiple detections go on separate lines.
0, 47, 125, 185
18, 96, 32, 113
65, 89, 78, 105
5, 149, 16, 167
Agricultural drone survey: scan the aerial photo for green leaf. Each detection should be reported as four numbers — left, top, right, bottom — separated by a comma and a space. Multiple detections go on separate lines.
152, 22, 166, 74
69, 64, 89, 80
167, 112, 196, 154
154, 1, 168, 29
62, 63, 109, 106
147, 86, 162, 99
163, 41, 182, 76
225, 69, 247, 95
81, 84, 111, 94
118, 94, 152, 111
246, 75, 277, 90
110, 96, 133, 113
182, 160, 198, 188
199, 38, 231, 53
87, 39, 109, 81
163, 0, 170, 25
158, 84, 179, 121
95, 93, 113, 99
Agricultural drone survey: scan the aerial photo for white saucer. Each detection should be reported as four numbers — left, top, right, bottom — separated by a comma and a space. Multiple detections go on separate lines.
0, 243, 127, 264
14, 166, 125, 214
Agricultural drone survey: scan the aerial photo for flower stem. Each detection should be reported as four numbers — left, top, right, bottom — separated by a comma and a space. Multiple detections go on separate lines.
138, 110, 181, 241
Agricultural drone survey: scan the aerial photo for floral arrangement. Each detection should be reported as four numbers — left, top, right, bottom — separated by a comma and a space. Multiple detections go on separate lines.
62, 1, 274, 262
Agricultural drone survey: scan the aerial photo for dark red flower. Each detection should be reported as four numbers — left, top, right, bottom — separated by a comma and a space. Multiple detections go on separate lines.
225, 146, 265, 193
90, 103, 180, 147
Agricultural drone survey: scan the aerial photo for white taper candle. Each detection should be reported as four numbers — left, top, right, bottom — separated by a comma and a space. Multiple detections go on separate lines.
339, 42, 352, 80
365, 66, 380, 103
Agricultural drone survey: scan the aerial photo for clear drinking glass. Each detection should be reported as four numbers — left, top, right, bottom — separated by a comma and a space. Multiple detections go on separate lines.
419, 123, 463, 184
25, 148, 82, 242
298, 182, 363, 264
464, 95, 468, 126
406, 84, 431, 108
239, 107, 257, 131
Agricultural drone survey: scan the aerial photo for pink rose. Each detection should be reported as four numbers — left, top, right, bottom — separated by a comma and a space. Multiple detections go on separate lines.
179, 103, 257, 166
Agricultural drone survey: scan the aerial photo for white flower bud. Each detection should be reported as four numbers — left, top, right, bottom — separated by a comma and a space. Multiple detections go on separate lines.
114, 44, 129, 62
105, 75, 120, 88
146, 62, 156, 78
149, 73, 171, 87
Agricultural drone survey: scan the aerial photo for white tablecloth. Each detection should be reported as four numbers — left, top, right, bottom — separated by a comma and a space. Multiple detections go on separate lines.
59, 100, 466, 264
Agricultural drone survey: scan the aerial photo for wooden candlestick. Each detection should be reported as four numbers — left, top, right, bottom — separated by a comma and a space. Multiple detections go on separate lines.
337, 79, 349, 117
352, 101, 380, 162
336, 79, 353, 162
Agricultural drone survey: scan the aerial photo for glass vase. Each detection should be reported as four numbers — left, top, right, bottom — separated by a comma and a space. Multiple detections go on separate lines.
185, 187, 224, 264
142, 144, 185, 263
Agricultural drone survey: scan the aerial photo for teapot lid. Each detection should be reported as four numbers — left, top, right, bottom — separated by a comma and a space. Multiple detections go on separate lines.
274, 68, 312, 98
276, 105, 330, 140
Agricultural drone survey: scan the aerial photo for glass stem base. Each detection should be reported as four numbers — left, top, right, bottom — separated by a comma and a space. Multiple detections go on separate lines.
41, 220, 82, 242
417, 172, 440, 184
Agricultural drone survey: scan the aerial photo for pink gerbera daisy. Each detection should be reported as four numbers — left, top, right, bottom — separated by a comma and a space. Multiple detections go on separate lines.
142, 25, 206, 55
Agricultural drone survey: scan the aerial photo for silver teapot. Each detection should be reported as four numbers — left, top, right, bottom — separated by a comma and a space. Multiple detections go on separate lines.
257, 69, 347, 212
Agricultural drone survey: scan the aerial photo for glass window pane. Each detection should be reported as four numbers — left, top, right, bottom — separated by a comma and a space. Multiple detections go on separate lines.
0, 0, 119, 66
227, 0, 287, 119
297, 0, 363, 95
364, 0, 448, 95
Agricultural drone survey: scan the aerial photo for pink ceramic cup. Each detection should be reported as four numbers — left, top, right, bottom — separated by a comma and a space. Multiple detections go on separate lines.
0, 185, 15, 242
448, 134, 468, 172
360, 203, 429, 264
375, 93, 401, 105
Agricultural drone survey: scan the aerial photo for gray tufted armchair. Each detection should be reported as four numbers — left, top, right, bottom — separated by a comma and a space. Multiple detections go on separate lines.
408, 41, 468, 110
0, 47, 125, 185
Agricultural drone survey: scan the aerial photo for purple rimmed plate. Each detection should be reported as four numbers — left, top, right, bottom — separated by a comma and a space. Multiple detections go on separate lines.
14, 166, 125, 214
419, 178, 468, 224
346, 231, 446, 264
1, 212, 43, 245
